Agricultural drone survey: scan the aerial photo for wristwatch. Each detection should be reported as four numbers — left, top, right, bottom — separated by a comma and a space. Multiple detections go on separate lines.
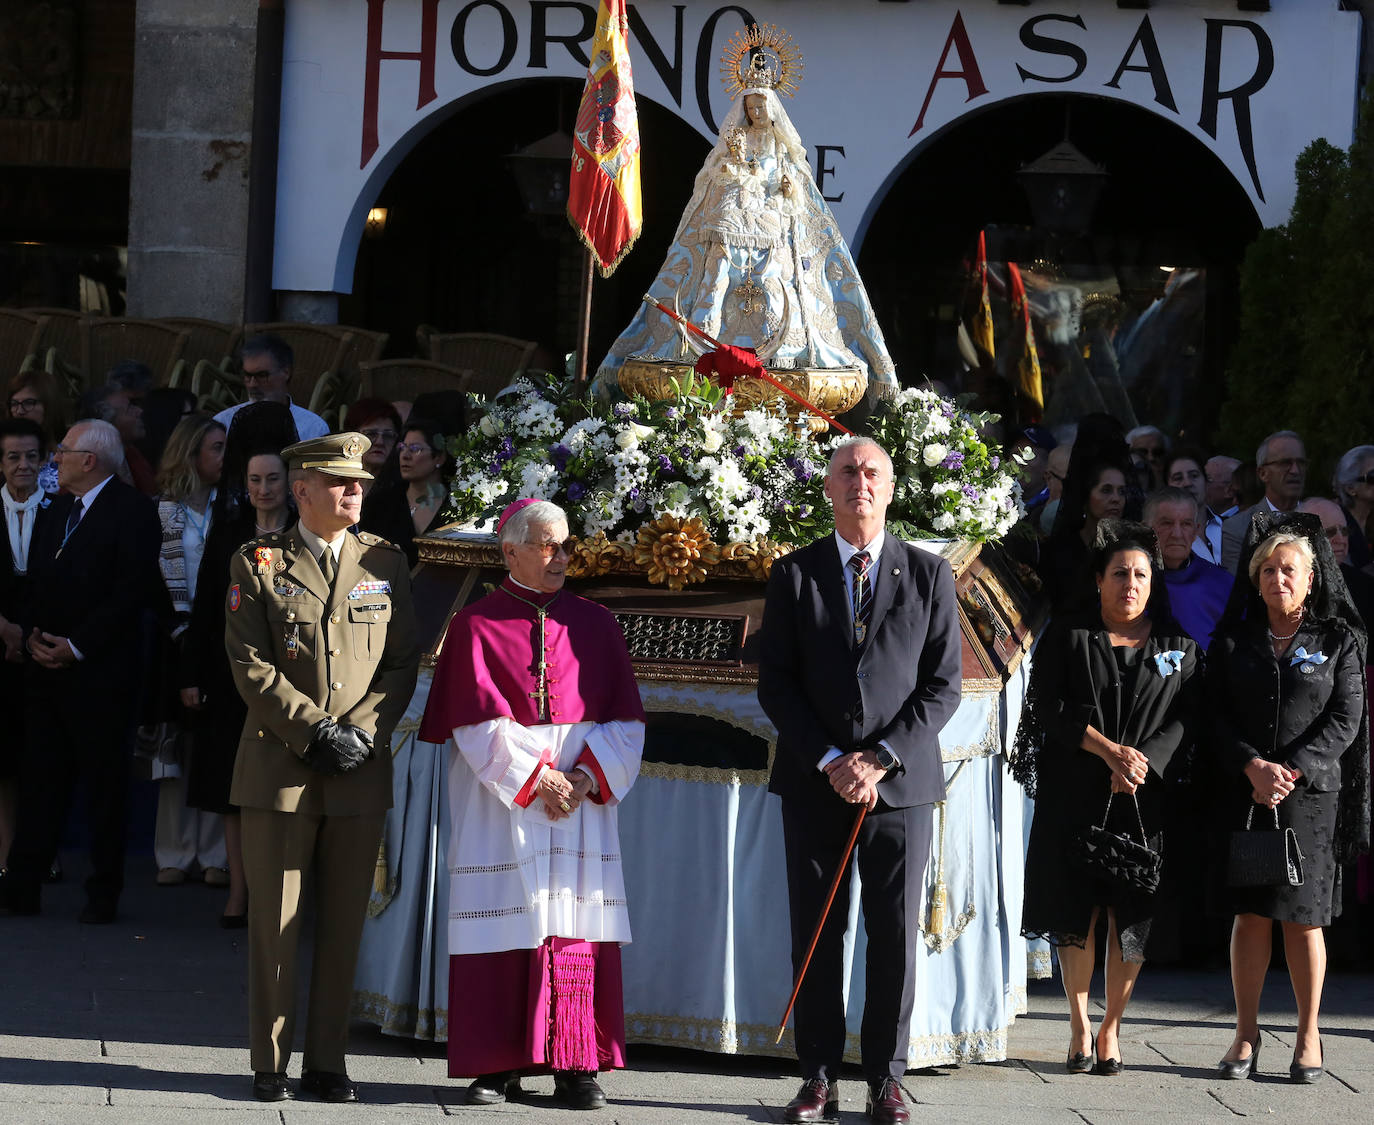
873, 745, 898, 772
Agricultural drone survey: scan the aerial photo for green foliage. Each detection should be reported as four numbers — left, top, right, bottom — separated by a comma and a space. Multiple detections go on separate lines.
1220, 93, 1374, 490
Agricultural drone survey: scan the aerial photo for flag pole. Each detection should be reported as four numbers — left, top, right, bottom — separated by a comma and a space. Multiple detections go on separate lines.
575, 247, 595, 384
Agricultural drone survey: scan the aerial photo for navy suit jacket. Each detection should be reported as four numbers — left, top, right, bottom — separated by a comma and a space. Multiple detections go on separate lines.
21, 477, 163, 696
758, 532, 963, 808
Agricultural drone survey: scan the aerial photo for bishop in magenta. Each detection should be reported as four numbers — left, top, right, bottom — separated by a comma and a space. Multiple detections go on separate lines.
418, 499, 645, 1111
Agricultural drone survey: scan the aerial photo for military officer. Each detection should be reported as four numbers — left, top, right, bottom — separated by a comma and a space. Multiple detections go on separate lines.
226, 432, 419, 1104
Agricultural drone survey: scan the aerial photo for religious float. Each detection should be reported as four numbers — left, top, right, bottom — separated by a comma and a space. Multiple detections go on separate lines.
353, 24, 1047, 1066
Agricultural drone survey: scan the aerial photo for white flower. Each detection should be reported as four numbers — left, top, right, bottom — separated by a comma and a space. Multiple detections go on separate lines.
478, 415, 499, 437
700, 425, 724, 453
933, 511, 956, 532
923, 444, 948, 468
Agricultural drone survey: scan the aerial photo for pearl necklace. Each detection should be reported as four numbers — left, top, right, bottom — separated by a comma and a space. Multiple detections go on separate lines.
1267, 617, 1304, 643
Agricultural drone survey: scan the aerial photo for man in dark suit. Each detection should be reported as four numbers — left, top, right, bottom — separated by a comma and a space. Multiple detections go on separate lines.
758, 437, 963, 1125
0, 419, 163, 922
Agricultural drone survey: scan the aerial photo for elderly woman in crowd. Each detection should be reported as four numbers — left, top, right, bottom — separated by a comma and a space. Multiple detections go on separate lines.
151, 415, 229, 888
1333, 445, 1374, 570
1016, 521, 1200, 1077
6, 370, 68, 495
1205, 513, 1369, 1084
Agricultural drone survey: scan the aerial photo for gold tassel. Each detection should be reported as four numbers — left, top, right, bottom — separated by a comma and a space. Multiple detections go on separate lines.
927, 879, 948, 937
373, 838, 388, 896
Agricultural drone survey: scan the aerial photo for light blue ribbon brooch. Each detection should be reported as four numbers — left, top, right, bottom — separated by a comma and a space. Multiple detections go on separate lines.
1291, 647, 1327, 674
1154, 650, 1185, 678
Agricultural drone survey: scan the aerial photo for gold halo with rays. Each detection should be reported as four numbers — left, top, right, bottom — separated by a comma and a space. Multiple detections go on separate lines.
720, 23, 803, 100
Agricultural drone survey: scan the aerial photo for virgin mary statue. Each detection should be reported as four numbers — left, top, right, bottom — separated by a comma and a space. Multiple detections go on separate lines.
593, 26, 898, 402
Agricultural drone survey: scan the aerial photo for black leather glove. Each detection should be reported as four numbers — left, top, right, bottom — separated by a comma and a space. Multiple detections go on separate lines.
302, 718, 374, 776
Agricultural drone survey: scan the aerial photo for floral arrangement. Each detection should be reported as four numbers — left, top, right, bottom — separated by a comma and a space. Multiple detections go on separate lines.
445, 374, 1022, 588
863, 386, 1022, 543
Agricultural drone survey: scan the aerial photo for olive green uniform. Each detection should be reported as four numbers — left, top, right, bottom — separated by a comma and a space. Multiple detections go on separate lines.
226, 524, 418, 1075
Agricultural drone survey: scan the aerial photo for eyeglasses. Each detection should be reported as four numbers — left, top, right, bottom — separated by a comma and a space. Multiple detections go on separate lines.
397, 442, 436, 456
360, 428, 397, 444
521, 539, 574, 560
8, 397, 40, 411
1323, 525, 1348, 540
1260, 457, 1308, 471
1356, 471, 1374, 485
52, 445, 93, 458
241, 369, 275, 382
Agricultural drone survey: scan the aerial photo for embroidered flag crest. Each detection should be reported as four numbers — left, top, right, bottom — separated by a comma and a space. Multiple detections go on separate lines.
228, 584, 241, 612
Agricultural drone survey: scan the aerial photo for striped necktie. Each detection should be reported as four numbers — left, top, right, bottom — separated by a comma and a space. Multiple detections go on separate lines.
849, 550, 872, 645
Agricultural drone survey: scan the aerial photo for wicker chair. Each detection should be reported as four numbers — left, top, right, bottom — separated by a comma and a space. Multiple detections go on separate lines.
24, 307, 83, 371
242, 322, 355, 412
159, 318, 242, 381
421, 332, 536, 394
79, 317, 190, 391
0, 309, 47, 380
356, 359, 473, 406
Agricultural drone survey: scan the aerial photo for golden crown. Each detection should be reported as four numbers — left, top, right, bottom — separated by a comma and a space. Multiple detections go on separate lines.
720, 23, 803, 99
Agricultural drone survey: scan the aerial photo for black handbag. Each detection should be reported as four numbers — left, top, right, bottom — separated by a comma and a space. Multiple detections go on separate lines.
1070, 792, 1162, 895
1227, 805, 1305, 888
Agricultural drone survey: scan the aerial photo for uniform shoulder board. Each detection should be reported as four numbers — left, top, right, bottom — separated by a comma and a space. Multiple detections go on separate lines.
354, 529, 401, 551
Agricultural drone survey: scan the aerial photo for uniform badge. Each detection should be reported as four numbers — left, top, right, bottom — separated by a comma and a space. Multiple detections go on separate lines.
228, 584, 241, 612
275, 560, 287, 572
343, 435, 365, 459
254, 546, 273, 576
348, 579, 392, 600
285, 623, 299, 660
273, 579, 302, 597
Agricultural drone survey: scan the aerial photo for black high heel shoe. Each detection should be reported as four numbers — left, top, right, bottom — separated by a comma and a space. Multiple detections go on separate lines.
1066, 1035, 1094, 1074
1216, 1039, 1260, 1080
1289, 1039, 1323, 1084
1092, 1046, 1123, 1077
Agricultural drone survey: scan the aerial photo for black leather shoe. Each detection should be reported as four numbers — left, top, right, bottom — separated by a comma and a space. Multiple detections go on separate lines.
78, 901, 116, 925
300, 1069, 358, 1102
866, 1077, 910, 1124
1290, 1040, 1323, 1084
467, 1072, 522, 1105
1216, 1040, 1260, 1080
784, 1078, 838, 1124
1092, 1055, 1123, 1076
553, 1070, 607, 1110
252, 1072, 293, 1102
1066, 1034, 1094, 1074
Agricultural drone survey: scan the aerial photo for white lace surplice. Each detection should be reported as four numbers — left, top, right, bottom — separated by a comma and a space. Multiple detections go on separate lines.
447, 717, 644, 956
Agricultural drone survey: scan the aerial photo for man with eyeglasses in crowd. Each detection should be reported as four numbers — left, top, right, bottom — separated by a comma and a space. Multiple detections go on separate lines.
1299, 496, 1374, 634
214, 334, 330, 442
0, 419, 162, 923
1221, 430, 1308, 574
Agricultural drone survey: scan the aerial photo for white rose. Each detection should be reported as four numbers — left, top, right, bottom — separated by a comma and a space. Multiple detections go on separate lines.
701, 427, 724, 453
478, 415, 498, 437
923, 444, 948, 468
614, 428, 640, 451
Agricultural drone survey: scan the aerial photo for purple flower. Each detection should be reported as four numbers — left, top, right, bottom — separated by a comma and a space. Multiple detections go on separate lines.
990, 455, 1000, 470
658, 453, 673, 473
495, 437, 516, 464
566, 482, 586, 502
628, 486, 646, 512
941, 403, 956, 419
940, 451, 965, 471
798, 504, 812, 518
551, 443, 572, 470
613, 402, 635, 418
733, 444, 748, 459
750, 485, 763, 500
962, 485, 980, 501
664, 406, 680, 421
487, 461, 501, 474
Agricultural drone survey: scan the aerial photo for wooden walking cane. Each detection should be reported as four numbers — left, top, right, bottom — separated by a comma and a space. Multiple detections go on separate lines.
774, 804, 868, 1044
640, 295, 855, 436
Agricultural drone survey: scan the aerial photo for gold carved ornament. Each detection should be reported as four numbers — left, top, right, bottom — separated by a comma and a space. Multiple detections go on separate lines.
718, 535, 790, 581
565, 530, 632, 580
633, 514, 721, 591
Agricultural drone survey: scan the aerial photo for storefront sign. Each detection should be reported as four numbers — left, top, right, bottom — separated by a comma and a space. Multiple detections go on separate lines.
274, 0, 1361, 292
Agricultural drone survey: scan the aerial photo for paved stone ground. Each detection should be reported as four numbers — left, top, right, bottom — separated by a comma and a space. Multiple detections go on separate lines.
2, 855, 1372, 1123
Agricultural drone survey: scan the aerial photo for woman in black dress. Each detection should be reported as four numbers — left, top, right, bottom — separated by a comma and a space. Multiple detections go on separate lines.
1206, 512, 1368, 1083
1016, 521, 1200, 1076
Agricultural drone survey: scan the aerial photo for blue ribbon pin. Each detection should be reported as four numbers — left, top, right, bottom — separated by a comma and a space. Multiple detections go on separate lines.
1291, 647, 1327, 670
1154, 650, 1185, 678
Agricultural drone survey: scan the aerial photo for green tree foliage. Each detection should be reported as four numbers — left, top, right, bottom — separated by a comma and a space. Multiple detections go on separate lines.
1220, 90, 1374, 491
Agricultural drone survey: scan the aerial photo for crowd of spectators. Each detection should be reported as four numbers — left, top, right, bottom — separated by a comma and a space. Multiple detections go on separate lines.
0, 334, 466, 924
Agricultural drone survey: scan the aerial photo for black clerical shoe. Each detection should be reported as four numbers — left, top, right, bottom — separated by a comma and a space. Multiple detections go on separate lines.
553, 1071, 607, 1110
783, 1078, 838, 1124
467, 1072, 522, 1105
865, 1077, 910, 1124
252, 1072, 293, 1102
300, 1069, 358, 1102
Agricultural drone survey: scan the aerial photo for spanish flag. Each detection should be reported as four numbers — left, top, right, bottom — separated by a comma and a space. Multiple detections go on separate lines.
1007, 262, 1044, 417
568, 0, 642, 277
971, 230, 995, 361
